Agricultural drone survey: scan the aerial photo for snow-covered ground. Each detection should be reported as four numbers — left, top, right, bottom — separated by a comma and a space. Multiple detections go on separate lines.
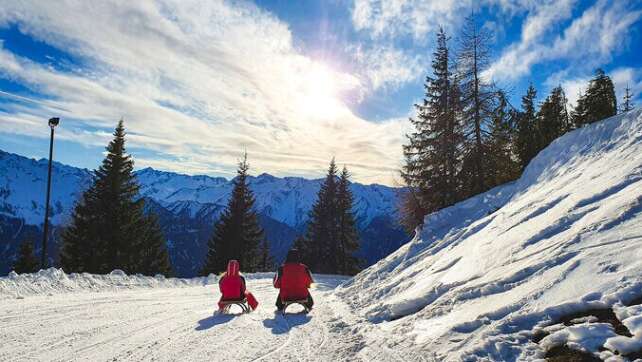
338, 109, 642, 360
1, 270, 372, 361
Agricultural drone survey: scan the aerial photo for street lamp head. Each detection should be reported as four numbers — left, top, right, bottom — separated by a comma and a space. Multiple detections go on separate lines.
48, 117, 60, 128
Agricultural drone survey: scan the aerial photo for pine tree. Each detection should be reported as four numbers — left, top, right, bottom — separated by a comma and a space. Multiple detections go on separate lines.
398, 187, 426, 233
60, 120, 172, 275
486, 91, 520, 187
13, 240, 39, 274
201, 153, 263, 275
135, 214, 173, 276
301, 159, 339, 273
572, 69, 617, 127
292, 235, 307, 260
537, 86, 569, 149
256, 239, 275, 271
402, 27, 463, 223
457, 15, 496, 197
621, 84, 634, 113
515, 84, 539, 170
336, 166, 361, 275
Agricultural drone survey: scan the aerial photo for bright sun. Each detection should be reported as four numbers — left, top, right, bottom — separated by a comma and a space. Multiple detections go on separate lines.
297, 64, 351, 120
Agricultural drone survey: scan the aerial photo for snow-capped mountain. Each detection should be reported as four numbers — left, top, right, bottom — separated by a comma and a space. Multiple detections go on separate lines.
135, 168, 399, 230
338, 109, 642, 360
0, 150, 408, 276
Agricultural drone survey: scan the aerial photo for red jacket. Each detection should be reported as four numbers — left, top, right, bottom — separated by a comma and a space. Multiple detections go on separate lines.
273, 262, 313, 301
219, 260, 246, 301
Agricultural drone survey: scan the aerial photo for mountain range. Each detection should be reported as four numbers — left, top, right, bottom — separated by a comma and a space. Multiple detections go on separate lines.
0, 149, 409, 276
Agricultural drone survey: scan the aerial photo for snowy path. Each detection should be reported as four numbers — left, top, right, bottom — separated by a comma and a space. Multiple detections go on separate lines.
0, 275, 379, 362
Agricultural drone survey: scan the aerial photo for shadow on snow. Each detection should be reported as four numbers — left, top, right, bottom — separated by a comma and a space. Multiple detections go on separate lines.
263, 311, 311, 335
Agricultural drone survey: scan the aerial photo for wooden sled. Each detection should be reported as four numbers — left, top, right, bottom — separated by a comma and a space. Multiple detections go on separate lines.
218, 299, 251, 314
281, 299, 311, 314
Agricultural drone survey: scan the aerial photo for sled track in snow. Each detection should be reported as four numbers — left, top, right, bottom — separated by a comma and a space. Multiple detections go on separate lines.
251, 313, 293, 361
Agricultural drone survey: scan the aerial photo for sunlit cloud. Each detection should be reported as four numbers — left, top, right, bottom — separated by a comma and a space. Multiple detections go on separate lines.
0, 0, 406, 185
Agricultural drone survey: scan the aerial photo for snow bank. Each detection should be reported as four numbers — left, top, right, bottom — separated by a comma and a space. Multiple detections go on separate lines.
0, 268, 216, 300
338, 109, 642, 360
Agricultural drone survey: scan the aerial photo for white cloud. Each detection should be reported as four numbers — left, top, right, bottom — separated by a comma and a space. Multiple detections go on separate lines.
349, 44, 424, 93
351, 0, 469, 40
487, 0, 642, 82
0, 0, 407, 185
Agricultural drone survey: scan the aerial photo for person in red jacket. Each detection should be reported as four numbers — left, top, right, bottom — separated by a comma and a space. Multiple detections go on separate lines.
273, 248, 314, 311
218, 260, 258, 311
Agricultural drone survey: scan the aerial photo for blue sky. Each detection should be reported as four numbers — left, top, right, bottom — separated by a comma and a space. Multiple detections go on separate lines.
0, 0, 640, 185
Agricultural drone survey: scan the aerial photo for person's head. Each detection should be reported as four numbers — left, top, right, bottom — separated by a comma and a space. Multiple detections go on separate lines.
285, 248, 300, 263
226, 260, 240, 276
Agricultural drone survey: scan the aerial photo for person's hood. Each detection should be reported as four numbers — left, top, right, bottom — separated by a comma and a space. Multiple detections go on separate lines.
285, 249, 300, 263
226, 260, 240, 276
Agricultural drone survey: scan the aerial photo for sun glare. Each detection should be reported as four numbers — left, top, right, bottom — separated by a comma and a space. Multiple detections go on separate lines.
297, 63, 352, 120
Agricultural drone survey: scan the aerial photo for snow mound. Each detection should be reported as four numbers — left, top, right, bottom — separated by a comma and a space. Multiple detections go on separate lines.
0, 268, 215, 300
338, 109, 642, 360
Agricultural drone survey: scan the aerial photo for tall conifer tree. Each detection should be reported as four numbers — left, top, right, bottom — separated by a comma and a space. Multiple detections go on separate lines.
402, 27, 462, 222
537, 86, 569, 148
201, 154, 263, 274
302, 159, 339, 273
515, 84, 539, 170
256, 239, 275, 271
572, 69, 617, 126
300, 160, 361, 274
487, 91, 520, 187
13, 240, 39, 274
621, 84, 634, 113
60, 120, 172, 275
336, 166, 361, 275
457, 15, 496, 197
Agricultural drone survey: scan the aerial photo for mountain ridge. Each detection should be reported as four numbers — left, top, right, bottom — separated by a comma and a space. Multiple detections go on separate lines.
0, 149, 409, 276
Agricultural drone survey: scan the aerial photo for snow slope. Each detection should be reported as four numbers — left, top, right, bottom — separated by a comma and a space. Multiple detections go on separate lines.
338, 109, 642, 360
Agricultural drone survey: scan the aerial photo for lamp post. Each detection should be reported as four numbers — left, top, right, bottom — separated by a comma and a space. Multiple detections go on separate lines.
41, 117, 60, 269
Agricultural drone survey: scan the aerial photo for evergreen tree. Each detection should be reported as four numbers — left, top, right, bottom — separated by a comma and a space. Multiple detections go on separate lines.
621, 84, 634, 113
301, 159, 339, 273
292, 235, 307, 261
402, 27, 463, 224
486, 91, 520, 187
257, 239, 275, 272
398, 187, 426, 233
572, 69, 617, 127
515, 84, 539, 169
60, 120, 172, 275
457, 15, 497, 197
537, 86, 569, 149
300, 161, 361, 274
135, 214, 173, 276
336, 166, 362, 275
201, 154, 263, 275
13, 240, 39, 274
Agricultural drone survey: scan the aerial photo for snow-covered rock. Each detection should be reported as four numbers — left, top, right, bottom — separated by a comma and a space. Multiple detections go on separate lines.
338, 109, 642, 360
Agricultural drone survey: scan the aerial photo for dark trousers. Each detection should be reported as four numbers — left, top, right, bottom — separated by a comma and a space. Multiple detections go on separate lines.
276, 294, 314, 310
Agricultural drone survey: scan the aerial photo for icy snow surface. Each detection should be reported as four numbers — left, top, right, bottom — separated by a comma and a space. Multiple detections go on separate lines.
338, 109, 642, 360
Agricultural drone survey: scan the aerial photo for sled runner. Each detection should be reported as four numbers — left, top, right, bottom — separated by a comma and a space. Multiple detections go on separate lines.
218, 299, 252, 314
280, 299, 311, 314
